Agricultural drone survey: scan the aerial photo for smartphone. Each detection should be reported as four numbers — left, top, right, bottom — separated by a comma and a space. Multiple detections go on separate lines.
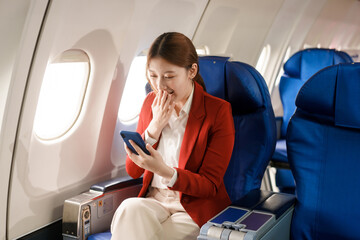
120, 130, 150, 155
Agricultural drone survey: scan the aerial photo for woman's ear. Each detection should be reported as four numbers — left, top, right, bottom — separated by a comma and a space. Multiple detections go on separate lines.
189, 63, 198, 79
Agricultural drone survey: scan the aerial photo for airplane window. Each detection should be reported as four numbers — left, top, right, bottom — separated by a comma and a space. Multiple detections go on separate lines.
118, 47, 210, 124
196, 46, 210, 55
303, 43, 313, 49
255, 44, 271, 76
304, 43, 321, 49
118, 55, 148, 123
33, 50, 90, 140
273, 46, 292, 89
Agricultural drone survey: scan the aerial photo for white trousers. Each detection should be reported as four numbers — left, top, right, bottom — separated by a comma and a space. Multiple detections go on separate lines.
110, 187, 200, 240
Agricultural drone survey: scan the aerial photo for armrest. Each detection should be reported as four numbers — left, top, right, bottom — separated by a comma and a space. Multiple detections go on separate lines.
275, 117, 283, 140
63, 176, 142, 240
232, 189, 272, 210
232, 189, 295, 220
198, 190, 295, 240
253, 192, 295, 219
90, 176, 142, 193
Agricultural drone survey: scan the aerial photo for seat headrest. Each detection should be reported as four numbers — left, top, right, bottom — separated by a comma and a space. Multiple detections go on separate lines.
199, 57, 268, 115
199, 56, 230, 99
284, 48, 353, 80
296, 63, 360, 129
225, 61, 265, 115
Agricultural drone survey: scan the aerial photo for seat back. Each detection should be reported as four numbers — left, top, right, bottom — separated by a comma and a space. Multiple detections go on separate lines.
198, 56, 229, 99
279, 48, 353, 138
199, 57, 276, 202
287, 63, 360, 239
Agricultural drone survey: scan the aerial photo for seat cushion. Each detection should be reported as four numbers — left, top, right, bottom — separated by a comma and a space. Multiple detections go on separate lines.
88, 231, 111, 240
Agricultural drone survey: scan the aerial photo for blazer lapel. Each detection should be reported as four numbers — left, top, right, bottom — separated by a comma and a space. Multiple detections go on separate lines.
178, 82, 206, 169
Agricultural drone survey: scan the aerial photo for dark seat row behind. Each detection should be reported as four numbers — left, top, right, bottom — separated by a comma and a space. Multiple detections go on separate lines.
287, 62, 360, 239
200, 53, 360, 240
198, 53, 360, 240
271, 48, 353, 193
199, 58, 360, 240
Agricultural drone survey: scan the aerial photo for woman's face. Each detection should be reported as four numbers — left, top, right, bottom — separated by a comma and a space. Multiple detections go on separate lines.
148, 57, 196, 106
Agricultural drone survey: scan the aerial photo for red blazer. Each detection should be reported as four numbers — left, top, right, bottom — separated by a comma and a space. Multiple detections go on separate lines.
126, 82, 235, 227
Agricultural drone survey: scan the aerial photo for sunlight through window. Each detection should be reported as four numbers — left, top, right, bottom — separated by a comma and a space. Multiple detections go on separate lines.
34, 50, 90, 140
118, 55, 148, 123
196, 46, 210, 56
256, 44, 271, 76
274, 46, 292, 88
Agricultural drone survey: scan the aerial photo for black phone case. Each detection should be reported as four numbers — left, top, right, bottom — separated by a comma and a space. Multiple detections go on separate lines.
120, 130, 150, 155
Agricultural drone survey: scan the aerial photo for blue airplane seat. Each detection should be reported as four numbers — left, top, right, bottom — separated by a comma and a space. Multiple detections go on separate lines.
272, 48, 353, 193
287, 63, 360, 239
198, 56, 229, 99
224, 61, 276, 202
199, 57, 276, 202
145, 81, 152, 94
88, 231, 111, 240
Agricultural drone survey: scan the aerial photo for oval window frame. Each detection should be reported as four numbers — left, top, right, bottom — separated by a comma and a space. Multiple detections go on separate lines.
118, 53, 149, 124
33, 49, 91, 140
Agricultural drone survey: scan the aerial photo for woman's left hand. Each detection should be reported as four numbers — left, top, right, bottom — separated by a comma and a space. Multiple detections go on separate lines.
124, 141, 174, 179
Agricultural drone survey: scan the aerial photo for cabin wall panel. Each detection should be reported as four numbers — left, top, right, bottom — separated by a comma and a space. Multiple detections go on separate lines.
7, 0, 134, 238
0, 0, 31, 130
270, 0, 360, 116
0, 1, 49, 240
304, 0, 360, 50
193, 0, 284, 65
6, 0, 208, 238
261, 0, 327, 116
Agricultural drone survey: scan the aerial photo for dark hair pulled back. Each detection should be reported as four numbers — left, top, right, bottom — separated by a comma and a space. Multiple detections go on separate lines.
146, 32, 206, 91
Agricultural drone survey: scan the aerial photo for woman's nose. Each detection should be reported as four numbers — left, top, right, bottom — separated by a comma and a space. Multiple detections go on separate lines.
157, 79, 166, 91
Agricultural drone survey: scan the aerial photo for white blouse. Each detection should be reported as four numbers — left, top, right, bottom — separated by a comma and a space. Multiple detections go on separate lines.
145, 85, 194, 189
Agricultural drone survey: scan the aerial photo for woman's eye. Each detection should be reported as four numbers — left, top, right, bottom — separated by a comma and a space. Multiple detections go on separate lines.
164, 76, 174, 79
150, 75, 157, 79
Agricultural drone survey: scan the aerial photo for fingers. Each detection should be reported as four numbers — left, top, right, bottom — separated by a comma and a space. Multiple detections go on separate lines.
154, 91, 173, 109
125, 142, 144, 168
152, 93, 159, 108
124, 142, 137, 163
146, 143, 156, 155
159, 90, 167, 108
124, 142, 131, 155
152, 91, 175, 120
124, 142, 137, 158
126, 141, 165, 174
129, 140, 148, 158
163, 93, 175, 114
150, 91, 175, 133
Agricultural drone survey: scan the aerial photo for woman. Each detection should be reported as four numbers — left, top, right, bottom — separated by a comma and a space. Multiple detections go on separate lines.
111, 32, 235, 240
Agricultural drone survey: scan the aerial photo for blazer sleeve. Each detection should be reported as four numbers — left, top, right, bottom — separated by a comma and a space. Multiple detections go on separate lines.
125, 93, 154, 179
170, 101, 235, 198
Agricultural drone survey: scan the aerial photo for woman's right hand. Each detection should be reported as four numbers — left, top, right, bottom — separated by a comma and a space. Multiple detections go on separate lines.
146, 90, 175, 140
